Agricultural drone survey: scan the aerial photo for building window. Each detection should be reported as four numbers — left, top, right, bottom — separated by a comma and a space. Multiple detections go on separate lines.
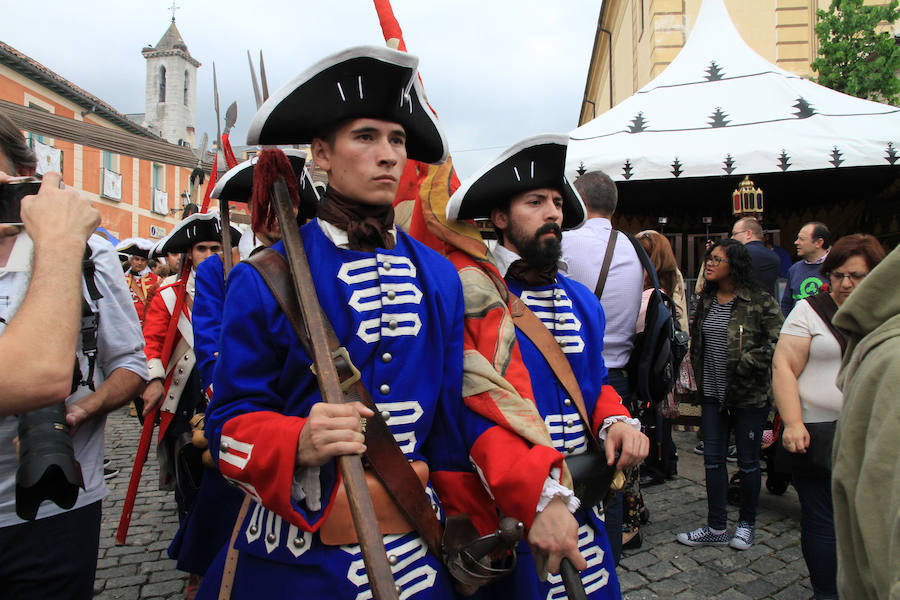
151, 163, 168, 215
101, 151, 122, 201
183, 70, 189, 105
158, 66, 167, 103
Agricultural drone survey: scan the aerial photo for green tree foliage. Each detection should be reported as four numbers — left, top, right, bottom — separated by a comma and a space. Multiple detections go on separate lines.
812, 0, 900, 105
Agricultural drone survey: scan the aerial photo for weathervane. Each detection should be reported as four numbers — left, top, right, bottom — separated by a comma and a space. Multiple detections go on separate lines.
169, 1, 180, 22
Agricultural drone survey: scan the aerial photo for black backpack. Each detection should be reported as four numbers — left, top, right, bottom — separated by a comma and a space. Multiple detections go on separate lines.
624, 234, 690, 411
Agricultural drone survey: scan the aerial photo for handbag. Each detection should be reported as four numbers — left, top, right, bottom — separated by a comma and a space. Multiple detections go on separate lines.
774, 420, 837, 477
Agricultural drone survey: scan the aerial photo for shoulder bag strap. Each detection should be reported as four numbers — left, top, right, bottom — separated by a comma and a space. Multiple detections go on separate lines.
508, 293, 602, 454
246, 249, 444, 558
805, 292, 848, 355
593, 229, 618, 300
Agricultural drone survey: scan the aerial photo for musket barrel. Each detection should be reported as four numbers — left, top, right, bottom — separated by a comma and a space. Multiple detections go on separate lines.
269, 177, 399, 600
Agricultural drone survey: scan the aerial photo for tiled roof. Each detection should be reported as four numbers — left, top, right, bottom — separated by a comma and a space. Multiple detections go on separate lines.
0, 40, 164, 141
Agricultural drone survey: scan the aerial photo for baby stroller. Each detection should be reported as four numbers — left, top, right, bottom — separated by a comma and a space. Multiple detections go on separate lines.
727, 414, 791, 505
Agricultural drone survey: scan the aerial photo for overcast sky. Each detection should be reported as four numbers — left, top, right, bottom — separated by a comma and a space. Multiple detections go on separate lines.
3, 0, 601, 178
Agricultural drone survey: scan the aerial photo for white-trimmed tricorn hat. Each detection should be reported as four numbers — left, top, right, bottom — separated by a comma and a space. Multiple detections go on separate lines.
211, 149, 319, 219
446, 134, 586, 231
115, 237, 156, 259
246, 46, 448, 164
151, 212, 240, 257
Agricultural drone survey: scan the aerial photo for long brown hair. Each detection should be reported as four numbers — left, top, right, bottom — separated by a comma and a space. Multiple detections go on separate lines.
637, 230, 678, 294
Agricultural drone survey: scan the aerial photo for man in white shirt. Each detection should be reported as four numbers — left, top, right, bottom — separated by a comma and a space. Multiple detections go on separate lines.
561, 170, 644, 563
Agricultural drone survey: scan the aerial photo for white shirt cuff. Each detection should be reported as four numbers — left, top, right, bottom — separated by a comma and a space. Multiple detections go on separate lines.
291, 466, 322, 511
597, 416, 641, 441
536, 467, 581, 514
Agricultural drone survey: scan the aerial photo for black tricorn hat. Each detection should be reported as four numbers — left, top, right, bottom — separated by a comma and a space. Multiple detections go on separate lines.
151, 212, 241, 257
115, 237, 156, 259
446, 134, 586, 231
211, 149, 319, 219
246, 46, 448, 164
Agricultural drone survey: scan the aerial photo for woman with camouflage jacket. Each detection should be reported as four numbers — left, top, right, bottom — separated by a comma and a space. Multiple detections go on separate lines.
676, 238, 783, 552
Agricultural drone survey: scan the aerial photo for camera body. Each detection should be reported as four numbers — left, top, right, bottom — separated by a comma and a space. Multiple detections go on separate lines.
0, 177, 42, 225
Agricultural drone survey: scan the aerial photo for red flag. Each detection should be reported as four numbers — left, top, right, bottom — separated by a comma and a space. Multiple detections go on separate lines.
200, 153, 218, 214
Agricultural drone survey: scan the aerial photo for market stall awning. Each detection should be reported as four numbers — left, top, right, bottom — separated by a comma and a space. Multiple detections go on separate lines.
567, 0, 900, 182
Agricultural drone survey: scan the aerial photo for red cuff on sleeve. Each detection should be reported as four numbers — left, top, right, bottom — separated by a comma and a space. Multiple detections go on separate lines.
590, 384, 629, 436
219, 411, 335, 531
470, 425, 565, 531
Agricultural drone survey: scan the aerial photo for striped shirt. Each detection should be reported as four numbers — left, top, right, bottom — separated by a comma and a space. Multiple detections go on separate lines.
701, 297, 734, 401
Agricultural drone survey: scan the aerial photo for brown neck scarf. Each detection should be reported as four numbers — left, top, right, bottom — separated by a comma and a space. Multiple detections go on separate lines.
505, 259, 558, 287
316, 186, 396, 252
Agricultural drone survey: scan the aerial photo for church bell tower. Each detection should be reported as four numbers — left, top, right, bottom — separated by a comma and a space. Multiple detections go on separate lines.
141, 18, 200, 146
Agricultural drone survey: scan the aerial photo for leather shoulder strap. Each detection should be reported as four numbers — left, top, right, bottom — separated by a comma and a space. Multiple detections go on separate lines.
594, 229, 618, 300
218, 495, 252, 600
805, 292, 848, 355
508, 293, 602, 454
245, 248, 444, 557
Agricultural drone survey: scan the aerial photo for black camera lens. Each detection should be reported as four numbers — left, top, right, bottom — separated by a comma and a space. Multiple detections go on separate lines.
15, 403, 84, 521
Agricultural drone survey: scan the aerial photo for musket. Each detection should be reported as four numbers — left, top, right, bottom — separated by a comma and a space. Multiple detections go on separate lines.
268, 176, 398, 600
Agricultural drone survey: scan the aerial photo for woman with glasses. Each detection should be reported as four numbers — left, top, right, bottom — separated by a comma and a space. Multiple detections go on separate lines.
772, 233, 886, 600
676, 238, 783, 550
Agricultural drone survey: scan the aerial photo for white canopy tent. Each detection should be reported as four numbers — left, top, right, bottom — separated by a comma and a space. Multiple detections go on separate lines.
567, 0, 900, 182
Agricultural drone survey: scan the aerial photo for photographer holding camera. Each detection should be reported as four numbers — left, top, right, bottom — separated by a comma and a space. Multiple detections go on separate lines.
0, 111, 149, 600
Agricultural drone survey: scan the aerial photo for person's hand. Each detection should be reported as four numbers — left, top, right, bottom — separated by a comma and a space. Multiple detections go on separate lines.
605, 421, 650, 469
141, 379, 165, 417
781, 422, 810, 454
20, 172, 99, 246
528, 496, 587, 574
296, 401, 373, 468
65, 401, 92, 435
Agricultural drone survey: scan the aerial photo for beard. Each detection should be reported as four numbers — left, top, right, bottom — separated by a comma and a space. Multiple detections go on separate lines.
506, 221, 562, 268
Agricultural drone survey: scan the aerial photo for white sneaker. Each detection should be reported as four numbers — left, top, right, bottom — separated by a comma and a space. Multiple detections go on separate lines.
729, 521, 754, 550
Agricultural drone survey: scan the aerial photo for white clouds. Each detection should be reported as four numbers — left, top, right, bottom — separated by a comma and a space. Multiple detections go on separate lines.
4, 0, 599, 178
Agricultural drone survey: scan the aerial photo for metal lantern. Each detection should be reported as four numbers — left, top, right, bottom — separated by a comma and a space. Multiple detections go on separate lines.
731, 175, 764, 219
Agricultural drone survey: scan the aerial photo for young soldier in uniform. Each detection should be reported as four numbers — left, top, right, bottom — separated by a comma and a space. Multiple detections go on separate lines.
116, 238, 159, 326
198, 47, 467, 599
444, 135, 649, 599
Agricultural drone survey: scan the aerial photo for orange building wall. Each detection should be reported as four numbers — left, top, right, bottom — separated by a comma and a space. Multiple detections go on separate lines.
138, 161, 151, 211
120, 156, 133, 206
94, 203, 131, 241
82, 145, 100, 195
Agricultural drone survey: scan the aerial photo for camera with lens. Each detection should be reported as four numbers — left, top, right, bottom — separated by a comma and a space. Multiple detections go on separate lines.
15, 403, 84, 521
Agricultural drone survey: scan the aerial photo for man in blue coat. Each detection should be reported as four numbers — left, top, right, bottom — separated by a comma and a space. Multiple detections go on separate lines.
198, 46, 468, 600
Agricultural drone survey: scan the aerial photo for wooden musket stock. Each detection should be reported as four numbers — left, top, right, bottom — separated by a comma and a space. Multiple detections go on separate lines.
269, 178, 399, 600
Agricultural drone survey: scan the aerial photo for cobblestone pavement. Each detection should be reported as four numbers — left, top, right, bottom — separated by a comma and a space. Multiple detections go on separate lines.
97, 408, 812, 599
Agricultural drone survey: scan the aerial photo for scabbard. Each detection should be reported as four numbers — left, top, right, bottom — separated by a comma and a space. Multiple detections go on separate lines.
116, 405, 157, 544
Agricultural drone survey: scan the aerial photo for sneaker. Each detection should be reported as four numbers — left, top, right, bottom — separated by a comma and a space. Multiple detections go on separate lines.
729, 521, 754, 550
693, 441, 704, 455
726, 445, 737, 462
103, 467, 119, 480
103, 458, 112, 468
676, 526, 729, 547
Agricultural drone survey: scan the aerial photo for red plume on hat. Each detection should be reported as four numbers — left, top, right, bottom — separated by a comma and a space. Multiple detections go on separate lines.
251, 148, 300, 234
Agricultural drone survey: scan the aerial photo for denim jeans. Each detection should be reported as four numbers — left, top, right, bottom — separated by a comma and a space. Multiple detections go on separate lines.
604, 367, 632, 565
700, 397, 768, 530
793, 474, 838, 599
